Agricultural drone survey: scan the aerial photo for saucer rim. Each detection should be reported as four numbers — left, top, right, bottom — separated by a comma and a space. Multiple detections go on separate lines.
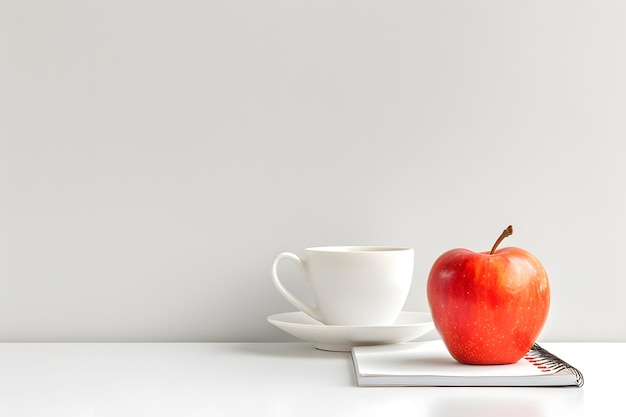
267, 311, 433, 330
267, 311, 436, 352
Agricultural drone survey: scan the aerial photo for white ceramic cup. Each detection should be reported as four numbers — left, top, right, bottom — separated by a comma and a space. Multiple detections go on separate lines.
271, 246, 414, 326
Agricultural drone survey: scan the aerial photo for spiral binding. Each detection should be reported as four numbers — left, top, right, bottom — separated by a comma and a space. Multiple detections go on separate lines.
525, 344, 585, 387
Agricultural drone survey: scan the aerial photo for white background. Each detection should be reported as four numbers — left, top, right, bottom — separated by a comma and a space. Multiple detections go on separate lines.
1, 0, 624, 342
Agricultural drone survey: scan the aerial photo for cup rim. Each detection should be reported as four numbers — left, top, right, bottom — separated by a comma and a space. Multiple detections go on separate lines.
305, 246, 413, 253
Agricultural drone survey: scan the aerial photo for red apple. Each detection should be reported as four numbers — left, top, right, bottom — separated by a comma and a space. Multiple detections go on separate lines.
427, 226, 550, 364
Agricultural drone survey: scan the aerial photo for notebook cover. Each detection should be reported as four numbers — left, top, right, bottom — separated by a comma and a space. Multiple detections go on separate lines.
351, 340, 583, 387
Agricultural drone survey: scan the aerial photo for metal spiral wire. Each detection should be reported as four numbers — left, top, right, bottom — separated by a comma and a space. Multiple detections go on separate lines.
525, 343, 585, 387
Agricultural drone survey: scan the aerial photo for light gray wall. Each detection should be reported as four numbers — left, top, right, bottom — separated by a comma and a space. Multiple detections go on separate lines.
1, 0, 624, 342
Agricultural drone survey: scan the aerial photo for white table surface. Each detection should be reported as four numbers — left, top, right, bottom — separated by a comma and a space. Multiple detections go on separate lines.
0, 342, 621, 417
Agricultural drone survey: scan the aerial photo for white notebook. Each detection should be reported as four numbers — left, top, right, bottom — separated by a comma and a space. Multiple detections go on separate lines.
351, 340, 583, 387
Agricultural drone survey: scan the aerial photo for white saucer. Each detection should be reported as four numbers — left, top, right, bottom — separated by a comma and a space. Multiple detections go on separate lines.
267, 311, 434, 352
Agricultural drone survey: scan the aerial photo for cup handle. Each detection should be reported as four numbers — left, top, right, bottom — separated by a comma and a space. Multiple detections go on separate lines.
271, 252, 322, 322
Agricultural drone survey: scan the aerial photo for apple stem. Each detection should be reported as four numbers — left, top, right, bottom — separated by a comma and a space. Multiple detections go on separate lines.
490, 225, 514, 255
